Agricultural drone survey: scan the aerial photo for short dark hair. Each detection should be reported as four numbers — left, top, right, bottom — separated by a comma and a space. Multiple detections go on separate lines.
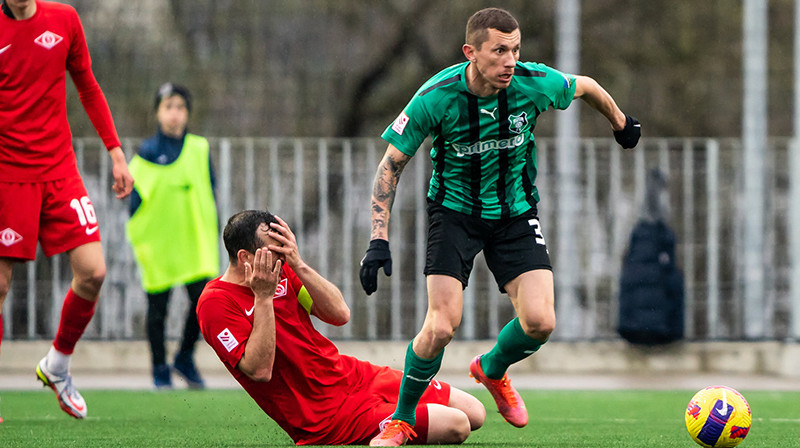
465, 8, 519, 49
155, 82, 192, 112
223, 210, 279, 263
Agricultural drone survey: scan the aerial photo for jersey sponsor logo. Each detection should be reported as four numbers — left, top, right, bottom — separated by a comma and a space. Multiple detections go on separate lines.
274, 278, 288, 298
0, 44, 11, 55
508, 112, 529, 134
217, 328, 239, 352
391, 111, 410, 135
0, 228, 23, 247
452, 134, 525, 157
34, 31, 64, 50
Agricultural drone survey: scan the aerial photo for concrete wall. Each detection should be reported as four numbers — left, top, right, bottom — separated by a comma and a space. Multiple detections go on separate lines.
2, 340, 798, 379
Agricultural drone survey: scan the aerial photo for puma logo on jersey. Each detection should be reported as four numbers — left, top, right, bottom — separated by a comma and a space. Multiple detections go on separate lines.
34, 31, 63, 50
480, 107, 497, 120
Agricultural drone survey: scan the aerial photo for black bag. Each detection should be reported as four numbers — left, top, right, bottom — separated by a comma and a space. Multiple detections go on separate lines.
617, 219, 685, 345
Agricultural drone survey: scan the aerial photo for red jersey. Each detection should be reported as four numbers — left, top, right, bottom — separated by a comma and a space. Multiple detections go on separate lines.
0, 1, 121, 182
199, 267, 390, 445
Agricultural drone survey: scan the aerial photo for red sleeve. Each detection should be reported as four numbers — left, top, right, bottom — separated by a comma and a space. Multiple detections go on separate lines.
197, 292, 251, 370
70, 69, 121, 151
282, 264, 304, 293
66, 9, 121, 150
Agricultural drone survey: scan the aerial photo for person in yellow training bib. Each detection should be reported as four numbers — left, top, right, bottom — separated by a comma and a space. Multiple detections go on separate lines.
126, 83, 219, 389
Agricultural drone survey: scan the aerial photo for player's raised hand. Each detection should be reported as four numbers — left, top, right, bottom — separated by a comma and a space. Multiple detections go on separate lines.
266, 215, 302, 268
245, 248, 282, 299
359, 239, 392, 295
613, 115, 641, 149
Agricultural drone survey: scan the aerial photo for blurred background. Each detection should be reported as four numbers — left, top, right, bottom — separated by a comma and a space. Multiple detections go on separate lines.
4, 0, 800, 375
70, 0, 792, 138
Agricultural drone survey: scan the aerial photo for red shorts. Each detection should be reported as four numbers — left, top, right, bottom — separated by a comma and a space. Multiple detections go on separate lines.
0, 174, 101, 260
333, 365, 451, 446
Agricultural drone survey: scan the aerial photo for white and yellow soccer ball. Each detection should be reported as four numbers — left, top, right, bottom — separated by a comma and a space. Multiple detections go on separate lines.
685, 385, 752, 447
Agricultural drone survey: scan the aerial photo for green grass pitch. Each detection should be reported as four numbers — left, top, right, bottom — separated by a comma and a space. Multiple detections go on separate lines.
1, 389, 798, 447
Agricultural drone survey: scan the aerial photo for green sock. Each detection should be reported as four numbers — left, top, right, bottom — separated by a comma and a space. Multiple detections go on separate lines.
392, 340, 444, 426
481, 317, 546, 379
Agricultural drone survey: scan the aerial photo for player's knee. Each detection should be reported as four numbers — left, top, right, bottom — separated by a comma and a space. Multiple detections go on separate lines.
520, 315, 555, 341
446, 412, 471, 443
75, 265, 106, 297
467, 399, 486, 430
0, 278, 9, 302
430, 320, 458, 346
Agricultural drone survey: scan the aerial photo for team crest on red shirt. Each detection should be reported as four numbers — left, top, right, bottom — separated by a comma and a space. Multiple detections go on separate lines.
274, 278, 288, 298
34, 31, 63, 50
0, 228, 23, 247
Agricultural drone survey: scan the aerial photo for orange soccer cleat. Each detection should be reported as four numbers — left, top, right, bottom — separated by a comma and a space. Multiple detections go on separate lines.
369, 419, 417, 446
469, 355, 528, 427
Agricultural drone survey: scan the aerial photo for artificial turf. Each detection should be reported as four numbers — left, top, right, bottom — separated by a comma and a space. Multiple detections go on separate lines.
0, 389, 797, 447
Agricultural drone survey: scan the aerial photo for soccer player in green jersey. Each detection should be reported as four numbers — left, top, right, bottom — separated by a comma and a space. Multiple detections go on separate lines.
360, 7, 640, 446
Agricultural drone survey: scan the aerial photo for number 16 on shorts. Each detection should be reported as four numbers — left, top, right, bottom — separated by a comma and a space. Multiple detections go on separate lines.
70, 195, 99, 235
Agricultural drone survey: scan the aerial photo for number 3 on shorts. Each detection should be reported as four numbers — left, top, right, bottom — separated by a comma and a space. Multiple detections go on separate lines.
70, 196, 98, 229
527, 218, 546, 245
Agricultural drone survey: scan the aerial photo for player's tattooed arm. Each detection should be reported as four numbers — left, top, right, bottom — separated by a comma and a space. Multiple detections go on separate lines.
370, 144, 411, 241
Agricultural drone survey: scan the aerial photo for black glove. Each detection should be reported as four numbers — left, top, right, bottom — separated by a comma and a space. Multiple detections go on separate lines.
613, 115, 641, 149
359, 239, 392, 295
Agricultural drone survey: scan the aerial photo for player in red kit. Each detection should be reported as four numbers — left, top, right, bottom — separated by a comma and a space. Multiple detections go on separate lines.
0, 0, 134, 421
198, 210, 485, 445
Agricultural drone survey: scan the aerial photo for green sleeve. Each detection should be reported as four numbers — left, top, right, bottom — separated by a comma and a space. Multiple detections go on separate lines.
518, 62, 577, 111
543, 64, 577, 110
381, 91, 436, 157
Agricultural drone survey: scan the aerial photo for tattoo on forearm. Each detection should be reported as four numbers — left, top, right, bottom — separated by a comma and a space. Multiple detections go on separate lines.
370, 154, 408, 239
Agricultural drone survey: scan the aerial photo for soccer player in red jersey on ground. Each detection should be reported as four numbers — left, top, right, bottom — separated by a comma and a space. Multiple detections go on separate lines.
198, 210, 485, 445
0, 0, 134, 421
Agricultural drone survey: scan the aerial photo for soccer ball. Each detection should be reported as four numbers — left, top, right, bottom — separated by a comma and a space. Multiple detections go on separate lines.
685, 386, 751, 447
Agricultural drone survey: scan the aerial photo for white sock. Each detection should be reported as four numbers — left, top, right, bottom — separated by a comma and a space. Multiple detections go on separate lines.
46, 346, 71, 376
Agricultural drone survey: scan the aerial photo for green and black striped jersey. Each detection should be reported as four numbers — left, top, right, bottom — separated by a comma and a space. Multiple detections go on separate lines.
382, 61, 576, 219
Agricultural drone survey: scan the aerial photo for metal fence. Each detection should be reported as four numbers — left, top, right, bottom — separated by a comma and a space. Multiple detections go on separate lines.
4, 137, 800, 342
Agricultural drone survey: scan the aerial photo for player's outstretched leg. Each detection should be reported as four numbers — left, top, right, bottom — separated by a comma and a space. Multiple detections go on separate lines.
36, 351, 87, 419
469, 355, 527, 427
369, 419, 417, 446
